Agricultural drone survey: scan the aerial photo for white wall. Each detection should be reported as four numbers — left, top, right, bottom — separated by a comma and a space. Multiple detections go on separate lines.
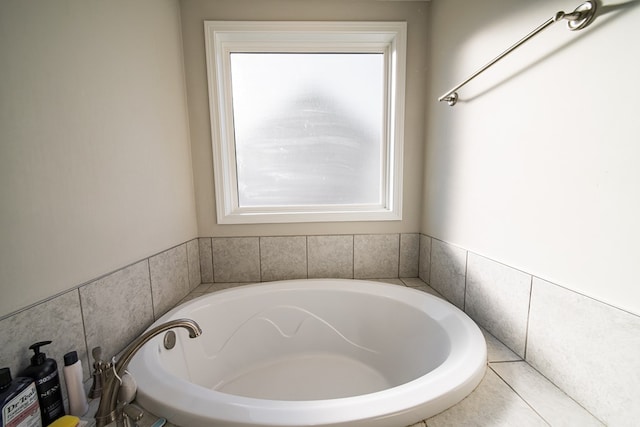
180, 0, 429, 237
424, 0, 640, 315
0, 0, 197, 317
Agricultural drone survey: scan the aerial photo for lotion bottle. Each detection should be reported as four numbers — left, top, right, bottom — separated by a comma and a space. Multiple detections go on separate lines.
20, 341, 65, 425
62, 352, 88, 417
0, 367, 42, 427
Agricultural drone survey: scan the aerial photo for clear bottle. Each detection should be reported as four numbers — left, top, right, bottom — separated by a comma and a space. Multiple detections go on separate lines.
0, 367, 42, 427
61, 352, 88, 417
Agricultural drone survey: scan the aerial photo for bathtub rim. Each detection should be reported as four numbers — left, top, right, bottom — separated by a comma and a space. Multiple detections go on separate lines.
130, 279, 487, 427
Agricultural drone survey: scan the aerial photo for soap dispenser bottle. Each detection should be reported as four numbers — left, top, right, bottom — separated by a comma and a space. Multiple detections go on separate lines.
20, 341, 65, 425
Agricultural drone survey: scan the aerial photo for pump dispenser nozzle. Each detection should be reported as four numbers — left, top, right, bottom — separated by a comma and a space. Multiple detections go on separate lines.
28, 341, 52, 366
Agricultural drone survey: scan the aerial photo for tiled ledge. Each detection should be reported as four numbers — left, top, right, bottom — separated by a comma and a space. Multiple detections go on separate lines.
419, 235, 640, 426
182, 278, 603, 427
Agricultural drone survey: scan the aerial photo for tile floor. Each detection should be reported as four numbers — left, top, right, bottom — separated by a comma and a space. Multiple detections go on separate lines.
82, 278, 603, 427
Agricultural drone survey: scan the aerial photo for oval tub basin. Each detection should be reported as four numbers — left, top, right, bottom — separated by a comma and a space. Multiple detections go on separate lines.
129, 279, 486, 427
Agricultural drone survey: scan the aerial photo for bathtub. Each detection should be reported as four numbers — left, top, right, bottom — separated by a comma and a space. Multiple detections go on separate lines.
128, 279, 486, 427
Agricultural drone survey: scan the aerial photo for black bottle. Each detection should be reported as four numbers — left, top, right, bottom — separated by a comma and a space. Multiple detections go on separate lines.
20, 341, 65, 425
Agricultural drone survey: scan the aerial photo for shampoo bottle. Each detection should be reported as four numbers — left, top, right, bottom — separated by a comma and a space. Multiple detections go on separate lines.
61, 352, 88, 417
0, 367, 42, 427
20, 341, 65, 425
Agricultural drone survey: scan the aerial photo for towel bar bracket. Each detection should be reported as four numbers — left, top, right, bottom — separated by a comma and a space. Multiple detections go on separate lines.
566, 1, 597, 31
443, 92, 458, 107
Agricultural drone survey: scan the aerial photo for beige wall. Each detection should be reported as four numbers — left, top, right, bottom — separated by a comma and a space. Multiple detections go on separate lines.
424, 0, 640, 315
180, 0, 429, 237
0, 0, 197, 317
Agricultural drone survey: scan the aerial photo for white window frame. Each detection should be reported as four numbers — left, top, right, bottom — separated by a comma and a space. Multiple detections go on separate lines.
204, 21, 406, 224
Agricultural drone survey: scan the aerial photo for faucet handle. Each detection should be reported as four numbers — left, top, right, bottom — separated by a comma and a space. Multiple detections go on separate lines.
88, 346, 105, 399
92, 346, 103, 365
123, 403, 144, 422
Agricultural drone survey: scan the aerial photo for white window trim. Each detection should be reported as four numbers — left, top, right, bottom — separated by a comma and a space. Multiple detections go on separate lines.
204, 21, 406, 224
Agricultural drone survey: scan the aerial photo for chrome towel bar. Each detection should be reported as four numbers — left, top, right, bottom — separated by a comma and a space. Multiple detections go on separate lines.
438, 1, 598, 106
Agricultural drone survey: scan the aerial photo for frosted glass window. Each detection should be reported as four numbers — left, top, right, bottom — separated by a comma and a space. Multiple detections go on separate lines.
230, 53, 384, 207
204, 21, 406, 224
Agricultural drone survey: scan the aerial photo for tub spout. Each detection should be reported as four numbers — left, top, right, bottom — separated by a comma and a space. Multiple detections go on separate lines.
94, 318, 202, 427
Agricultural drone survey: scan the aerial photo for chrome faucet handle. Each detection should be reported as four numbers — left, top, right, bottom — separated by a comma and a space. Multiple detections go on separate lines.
122, 403, 144, 427
88, 346, 105, 399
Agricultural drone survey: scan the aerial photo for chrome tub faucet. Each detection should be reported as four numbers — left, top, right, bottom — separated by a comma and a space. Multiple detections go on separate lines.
93, 318, 202, 427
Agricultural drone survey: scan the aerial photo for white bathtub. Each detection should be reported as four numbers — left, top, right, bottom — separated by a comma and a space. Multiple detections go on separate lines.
129, 279, 486, 427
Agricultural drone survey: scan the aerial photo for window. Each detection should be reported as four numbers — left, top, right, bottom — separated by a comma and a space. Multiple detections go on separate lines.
204, 21, 406, 224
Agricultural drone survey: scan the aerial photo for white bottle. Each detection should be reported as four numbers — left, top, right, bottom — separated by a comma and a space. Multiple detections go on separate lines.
62, 351, 89, 417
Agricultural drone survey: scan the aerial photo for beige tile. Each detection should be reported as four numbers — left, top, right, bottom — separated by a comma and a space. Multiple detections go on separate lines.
429, 239, 466, 309
186, 282, 246, 300
414, 286, 445, 298
491, 361, 604, 426
307, 235, 353, 279
354, 234, 399, 279
465, 253, 531, 357
192, 283, 212, 293
401, 278, 444, 298
179, 292, 206, 304
260, 236, 307, 281
481, 327, 521, 363
527, 277, 640, 426
212, 237, 260, 283
400, 233, 419, 277
418, 234, 432, 283
80, 260, 154, 361
198, 238, 213, 283
0, 290, 87, 386
369, 278, 405, 286
401, 277, 426, 287
149, 244, 190, 319
208, 282, 253, 293
186, 238, 201, 290
426, 369, 547, 427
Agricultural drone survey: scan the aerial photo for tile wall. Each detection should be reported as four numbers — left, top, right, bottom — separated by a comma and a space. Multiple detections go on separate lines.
2, 232, 638, 426
0, 239, 201, 396
0, 233, 418, 392
198, 233, 420, 283
420, 235, 640, 426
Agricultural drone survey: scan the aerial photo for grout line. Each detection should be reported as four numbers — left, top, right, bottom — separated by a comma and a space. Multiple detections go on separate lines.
258, 237, 263, 282
488, 364, 553, 427
76, 288, 92, 381
185, 240, 192, 289
304, 236, 309, 279
209, 237, 215, 283
463, 250, 469, 312
197, 238, 205, 283
519, 361, 609, 425
523, 275, 534, 359
397, 233, 402, 278
489, 361, 606, 426
351, 234, 356, 279
427, 235, 433, 285
146, 259, 157, 321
